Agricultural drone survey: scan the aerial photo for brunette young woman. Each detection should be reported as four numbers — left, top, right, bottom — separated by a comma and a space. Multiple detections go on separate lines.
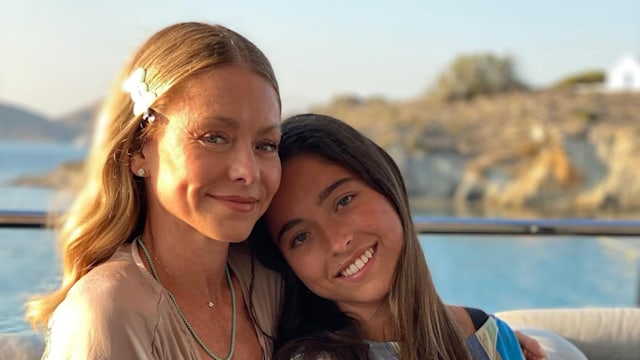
250, 114, 543, 360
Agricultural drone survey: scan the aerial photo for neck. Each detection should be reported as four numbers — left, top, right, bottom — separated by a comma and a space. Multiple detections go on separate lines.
141, 198, 233, 276
137, 223, 231, 302
341, 303, 395, 341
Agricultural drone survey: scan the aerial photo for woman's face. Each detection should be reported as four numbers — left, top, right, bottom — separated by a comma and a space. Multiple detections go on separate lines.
132, 66, 281, 243
265, 154, 403, 315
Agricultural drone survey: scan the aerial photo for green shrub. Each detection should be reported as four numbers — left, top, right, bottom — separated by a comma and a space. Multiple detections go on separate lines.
427, 53, 528, 102
552, 70, 605, 90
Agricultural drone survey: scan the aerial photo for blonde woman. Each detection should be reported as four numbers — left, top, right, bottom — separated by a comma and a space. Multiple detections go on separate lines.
251, 114, 542, 360
26, 22, 283, 359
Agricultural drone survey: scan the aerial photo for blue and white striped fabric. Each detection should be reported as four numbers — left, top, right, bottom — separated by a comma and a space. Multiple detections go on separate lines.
465, 315, 525, 360
366, 315, 524, 359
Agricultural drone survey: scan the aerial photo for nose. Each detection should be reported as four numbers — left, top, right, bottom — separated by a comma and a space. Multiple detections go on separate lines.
228, 146, 260, 185
321, 224, 353, 255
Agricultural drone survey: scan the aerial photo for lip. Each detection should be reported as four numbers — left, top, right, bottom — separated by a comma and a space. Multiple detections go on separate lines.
211, 195, 259, 212
335, 243, 377, 280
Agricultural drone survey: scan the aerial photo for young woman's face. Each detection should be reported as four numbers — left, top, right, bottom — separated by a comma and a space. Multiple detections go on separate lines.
265, 154, 403, 315
133, 66, 281, 243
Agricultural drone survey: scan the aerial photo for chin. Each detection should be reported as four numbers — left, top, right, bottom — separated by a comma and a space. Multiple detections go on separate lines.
202, 217, 258, 243
226, 235, 250, 244
212, 227, 253, 243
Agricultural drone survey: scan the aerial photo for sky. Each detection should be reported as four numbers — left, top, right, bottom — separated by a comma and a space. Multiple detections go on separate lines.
0, 0, 638, 118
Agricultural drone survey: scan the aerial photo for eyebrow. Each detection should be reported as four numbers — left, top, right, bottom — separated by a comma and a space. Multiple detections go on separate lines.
317, 177, 354, 205
275, 176, 355, 244
276, 219, 302, 245
203, 116, 280, 135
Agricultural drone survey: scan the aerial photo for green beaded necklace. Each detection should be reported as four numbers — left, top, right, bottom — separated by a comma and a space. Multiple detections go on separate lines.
136, 236, 237, 360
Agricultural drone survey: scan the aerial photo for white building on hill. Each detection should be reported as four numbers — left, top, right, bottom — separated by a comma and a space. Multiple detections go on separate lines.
606, 54, 640, 92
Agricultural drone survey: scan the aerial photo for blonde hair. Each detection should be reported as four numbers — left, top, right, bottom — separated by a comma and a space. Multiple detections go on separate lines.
25, 22, 280, 330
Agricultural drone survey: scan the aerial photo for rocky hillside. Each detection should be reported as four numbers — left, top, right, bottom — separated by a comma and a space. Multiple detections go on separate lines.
10, 90, 640, 214
311, 90, 640, 213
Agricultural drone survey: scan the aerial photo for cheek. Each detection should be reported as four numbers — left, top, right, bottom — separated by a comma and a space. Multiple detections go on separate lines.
389, 221, 405, 254
155, 143, 184, 177
284, 251, 320, 284
388, 212, 403, 235
374, 208, 404, 256
263, 160, 282, 194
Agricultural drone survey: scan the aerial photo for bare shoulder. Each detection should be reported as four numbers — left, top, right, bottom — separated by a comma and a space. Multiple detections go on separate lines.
446, 305, 478, 338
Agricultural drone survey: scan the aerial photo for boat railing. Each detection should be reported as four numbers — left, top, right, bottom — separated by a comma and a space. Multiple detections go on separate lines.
2, 209, 639, 305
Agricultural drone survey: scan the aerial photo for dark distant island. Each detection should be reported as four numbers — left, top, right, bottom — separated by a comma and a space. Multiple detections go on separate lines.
0, 101, 100, 144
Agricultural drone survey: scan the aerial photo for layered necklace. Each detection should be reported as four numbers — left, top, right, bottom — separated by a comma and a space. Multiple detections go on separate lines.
136, 236, 237, 360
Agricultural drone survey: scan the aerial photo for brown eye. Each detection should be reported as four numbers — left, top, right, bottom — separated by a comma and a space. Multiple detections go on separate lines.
257, 141, 279, 152
337, 195, 354, 209
291, 232, 309, 248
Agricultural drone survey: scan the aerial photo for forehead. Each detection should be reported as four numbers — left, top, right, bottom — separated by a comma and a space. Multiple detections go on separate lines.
160, 66, 280, 118
282, 154, 348, 186
264, 155, 343, 232
268, 155, 347, 209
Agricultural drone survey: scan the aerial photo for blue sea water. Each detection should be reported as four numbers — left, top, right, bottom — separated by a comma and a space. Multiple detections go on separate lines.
422, 235, 640, 313
1, 141, 639, 335
0, 141, 86, 211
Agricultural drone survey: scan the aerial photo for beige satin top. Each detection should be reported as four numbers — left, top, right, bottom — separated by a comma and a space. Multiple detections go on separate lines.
43, 241, 282, 360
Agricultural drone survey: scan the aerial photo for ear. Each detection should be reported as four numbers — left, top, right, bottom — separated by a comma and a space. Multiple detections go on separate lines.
129, 148, 148, 176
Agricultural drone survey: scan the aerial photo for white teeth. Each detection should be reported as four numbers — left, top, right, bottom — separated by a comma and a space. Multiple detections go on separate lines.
348, 263, 358, 274
340, 247, 375, 277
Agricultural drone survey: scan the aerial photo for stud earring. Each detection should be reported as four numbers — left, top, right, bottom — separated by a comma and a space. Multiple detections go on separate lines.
136, 168, 147, 177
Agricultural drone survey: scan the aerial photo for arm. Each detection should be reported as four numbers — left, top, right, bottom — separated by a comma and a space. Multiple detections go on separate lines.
515, 330, 546, 360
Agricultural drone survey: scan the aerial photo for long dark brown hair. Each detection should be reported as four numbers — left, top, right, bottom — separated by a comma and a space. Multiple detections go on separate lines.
250, 114, 471, 360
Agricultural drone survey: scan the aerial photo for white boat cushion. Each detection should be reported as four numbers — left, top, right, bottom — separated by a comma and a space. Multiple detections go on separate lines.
496, 307, 640, 360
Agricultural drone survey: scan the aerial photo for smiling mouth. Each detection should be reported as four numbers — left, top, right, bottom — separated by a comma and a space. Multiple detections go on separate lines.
212, 195, 259, 211
340, 246, 375, 277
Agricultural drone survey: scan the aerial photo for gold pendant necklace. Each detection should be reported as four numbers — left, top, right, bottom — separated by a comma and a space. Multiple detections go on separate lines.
148, 243, 217, 309
136, 236, 236, 360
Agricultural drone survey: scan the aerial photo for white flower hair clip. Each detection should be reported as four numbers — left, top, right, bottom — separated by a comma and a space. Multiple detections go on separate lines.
122, 67, 157, 121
